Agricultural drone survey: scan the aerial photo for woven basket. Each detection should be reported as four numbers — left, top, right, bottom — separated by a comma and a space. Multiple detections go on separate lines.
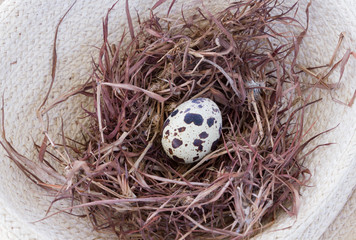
0, 0, 355, 239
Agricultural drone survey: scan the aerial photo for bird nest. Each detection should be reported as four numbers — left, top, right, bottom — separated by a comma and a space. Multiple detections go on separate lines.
2, 0, 351, 239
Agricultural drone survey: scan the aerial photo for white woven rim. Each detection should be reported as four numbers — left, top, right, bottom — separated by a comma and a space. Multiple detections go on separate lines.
0, 0, 355, 239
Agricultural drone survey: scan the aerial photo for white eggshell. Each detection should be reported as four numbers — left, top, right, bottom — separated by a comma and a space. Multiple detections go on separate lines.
161, 98, 222, 164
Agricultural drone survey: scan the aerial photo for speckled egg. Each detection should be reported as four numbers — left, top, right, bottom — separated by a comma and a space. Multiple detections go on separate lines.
161, 98, 222, 164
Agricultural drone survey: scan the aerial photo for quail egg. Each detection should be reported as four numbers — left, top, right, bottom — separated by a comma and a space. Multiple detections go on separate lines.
161, 98, 222, 164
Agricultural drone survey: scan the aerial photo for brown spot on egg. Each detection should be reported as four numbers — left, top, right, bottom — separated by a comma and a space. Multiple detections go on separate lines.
169, 148, 173, 155
178, 127, 186, 132
191, 98, 205, 104
165, 130, 170, 135
193, 139, 204, 151
173, 155, 185, 163
211, 139, 219, 151
199, 131, 209, 139
170, 109, 179, 117
172, 138, 183, 149
184, 113, 203, 126
193, 156, 200, 161
207, 117, 215, 127
163, 119, 170, 130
